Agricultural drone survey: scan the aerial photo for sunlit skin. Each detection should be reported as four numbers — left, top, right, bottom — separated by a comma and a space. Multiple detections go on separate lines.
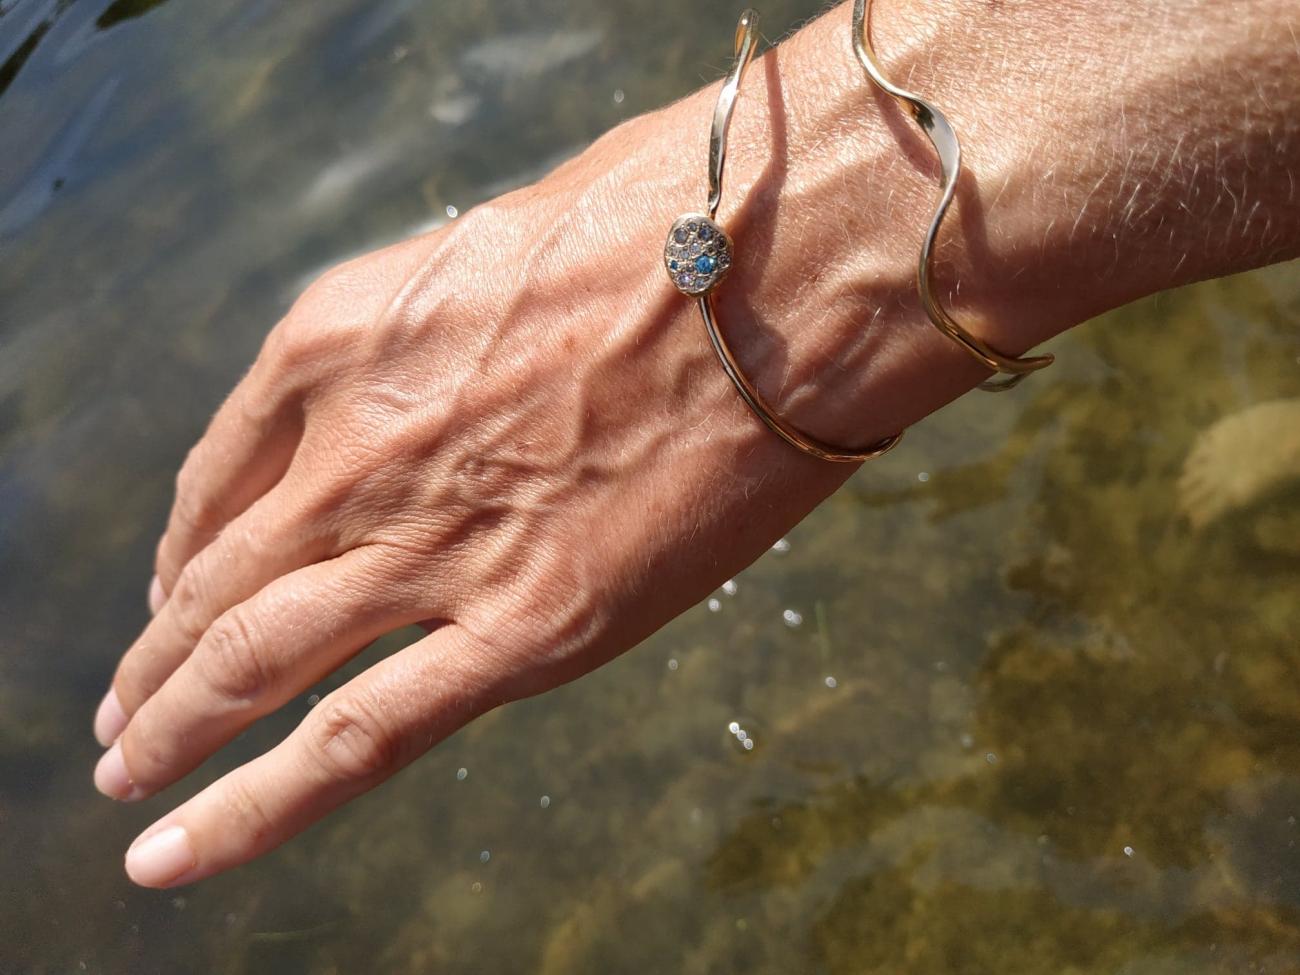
91, 0, 1299, 886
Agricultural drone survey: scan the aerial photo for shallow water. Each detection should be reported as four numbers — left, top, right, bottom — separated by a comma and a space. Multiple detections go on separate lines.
2, 1, 1299, 972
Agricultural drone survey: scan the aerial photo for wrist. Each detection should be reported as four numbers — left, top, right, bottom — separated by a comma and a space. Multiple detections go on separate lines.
549, 0, 1298, 462
699, 3, 997, 449
707, 0, 1298, 450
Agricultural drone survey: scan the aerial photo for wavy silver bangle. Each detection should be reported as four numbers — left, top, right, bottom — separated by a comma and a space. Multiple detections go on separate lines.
852, 0, 1055, 391
664, 9, 903, 463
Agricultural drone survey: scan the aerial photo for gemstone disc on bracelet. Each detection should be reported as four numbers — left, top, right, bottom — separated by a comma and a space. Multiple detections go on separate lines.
664, 214, 733, 297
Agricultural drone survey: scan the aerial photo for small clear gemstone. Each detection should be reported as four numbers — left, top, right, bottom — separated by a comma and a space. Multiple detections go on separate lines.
676, 272, 694, 288
688, 241, 702, 256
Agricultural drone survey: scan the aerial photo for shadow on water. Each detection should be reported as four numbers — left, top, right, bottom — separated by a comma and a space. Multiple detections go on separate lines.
0, 76, 116, 233
0, 0, 175, 98
1, 1, 1298, 973
94, 0, 168, 30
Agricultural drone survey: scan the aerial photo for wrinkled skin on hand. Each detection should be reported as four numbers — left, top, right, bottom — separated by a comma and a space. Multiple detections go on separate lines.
93, 104, 853, 887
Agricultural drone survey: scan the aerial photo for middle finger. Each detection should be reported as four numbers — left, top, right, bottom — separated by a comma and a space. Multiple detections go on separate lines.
105, 482, 339, 732
97, 544, 429, 800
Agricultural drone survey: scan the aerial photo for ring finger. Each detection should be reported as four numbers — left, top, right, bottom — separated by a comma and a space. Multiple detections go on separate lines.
96, 544, 431, 800
96, 479, 338, 744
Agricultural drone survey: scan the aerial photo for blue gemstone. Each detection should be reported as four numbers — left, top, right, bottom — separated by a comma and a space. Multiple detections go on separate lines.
673, 227, 688, 244
669, 260, 678, 270
698, 224, 713, 242
695, 254, 716, 274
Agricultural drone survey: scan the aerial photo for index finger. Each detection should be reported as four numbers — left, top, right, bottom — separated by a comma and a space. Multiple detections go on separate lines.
120, 623, 507, 887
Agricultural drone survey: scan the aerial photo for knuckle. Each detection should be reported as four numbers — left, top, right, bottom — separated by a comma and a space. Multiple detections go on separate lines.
171, 460, 224, 538
527, 544, 607, 647
306, 694, 402, 783
215, 514, 272, 566
473, 544, 608, 696
264, 315, 320, 377
270, 297, 364, 377
197, 610, 274, 704
167, 564, 213, 645
113, 657, 156, 713
218, 775, 278, 849
123, 715, 178, 787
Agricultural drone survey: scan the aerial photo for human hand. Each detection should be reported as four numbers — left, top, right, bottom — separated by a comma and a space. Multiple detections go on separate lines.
91, 0, 1300, 887
89, 74, 891, 887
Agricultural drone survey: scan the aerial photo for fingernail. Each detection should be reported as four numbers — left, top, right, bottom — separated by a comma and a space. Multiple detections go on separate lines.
94, 742, 145, 801
148, 574, 167, 615
125, 825, 196, 887
93, 688, 128, 747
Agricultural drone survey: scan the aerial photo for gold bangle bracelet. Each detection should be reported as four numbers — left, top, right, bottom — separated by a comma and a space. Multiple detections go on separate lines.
852, 0, 1055, 391
663, 9, 904, 463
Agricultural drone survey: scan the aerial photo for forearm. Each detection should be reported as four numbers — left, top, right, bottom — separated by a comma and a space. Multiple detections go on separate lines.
571, 0, 1299, 450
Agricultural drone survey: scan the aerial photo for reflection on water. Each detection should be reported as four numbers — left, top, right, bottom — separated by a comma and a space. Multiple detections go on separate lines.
2, 0, 1298, 972
0, 76, 116, 233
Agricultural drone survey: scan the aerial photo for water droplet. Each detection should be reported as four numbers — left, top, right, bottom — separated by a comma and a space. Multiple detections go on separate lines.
613, 88, 625, 104
743, 738, 754, 751
728, 721, 740, 734
540, 795, 551, 809
782, 609, 803, 628
722, 579, 738, 596
471, 881, 483, 894
917, 471, 931, 482
736, 730, 748, 742
307, 693, 320, 707
456, 767, 468, 781
824, 675, 838, 689
707, 598, 721, 612
667, 657, 679, 671
771, 538, 790, 553
985, 752, 999, 766
480, 850, 491, 863
445, 204, 459, 219
960, 733, 974, 749
1123, 846, 1135, 857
